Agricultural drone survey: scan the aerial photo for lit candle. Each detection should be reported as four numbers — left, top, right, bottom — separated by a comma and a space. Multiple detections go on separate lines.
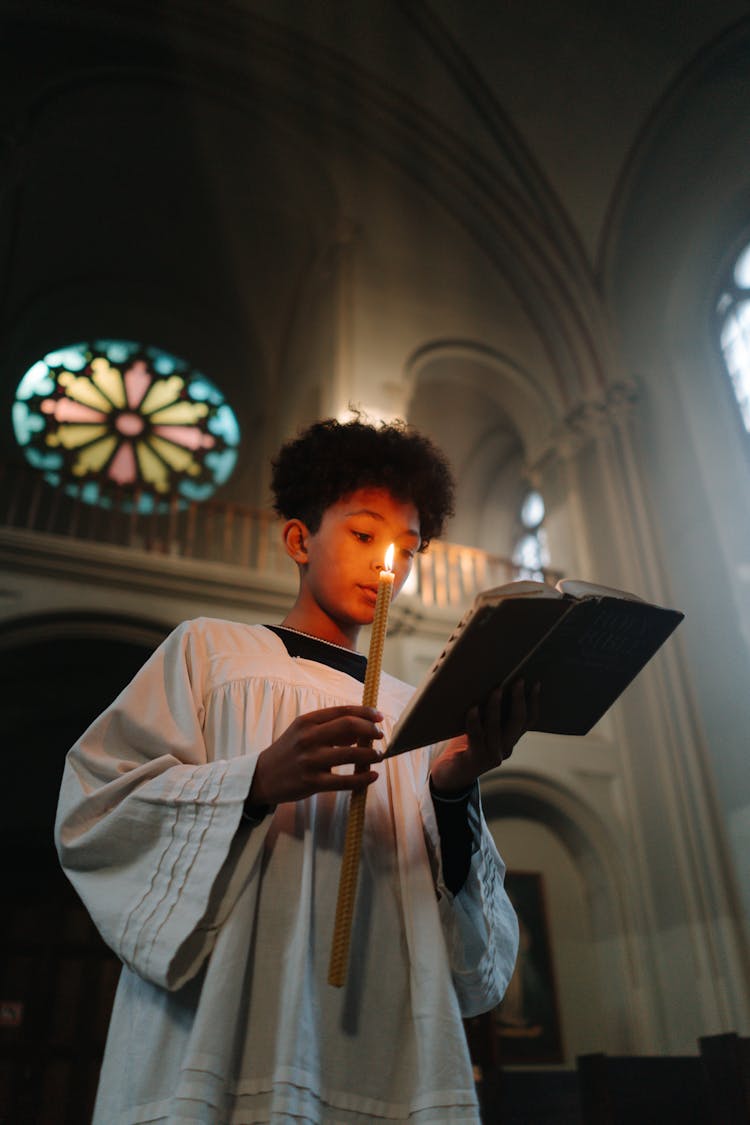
328, 544, 395, 987
361, 542, 395, 708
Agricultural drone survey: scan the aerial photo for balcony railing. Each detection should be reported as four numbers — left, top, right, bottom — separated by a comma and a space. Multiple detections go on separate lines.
0, 462, 560, 609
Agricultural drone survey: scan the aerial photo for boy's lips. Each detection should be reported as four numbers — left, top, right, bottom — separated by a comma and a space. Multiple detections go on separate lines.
359, 584, 379, 604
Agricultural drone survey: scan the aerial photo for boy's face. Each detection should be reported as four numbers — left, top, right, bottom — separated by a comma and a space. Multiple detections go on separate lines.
301, 487, 421, 636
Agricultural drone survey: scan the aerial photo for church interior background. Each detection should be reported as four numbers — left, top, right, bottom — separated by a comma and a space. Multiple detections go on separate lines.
0, 2, 749, 1121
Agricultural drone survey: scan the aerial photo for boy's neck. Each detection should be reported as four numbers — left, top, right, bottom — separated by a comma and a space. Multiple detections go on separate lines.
281, 599, 360, 652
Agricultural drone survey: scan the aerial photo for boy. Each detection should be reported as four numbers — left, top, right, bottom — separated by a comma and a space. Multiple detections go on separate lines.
56, 418, 528, 1124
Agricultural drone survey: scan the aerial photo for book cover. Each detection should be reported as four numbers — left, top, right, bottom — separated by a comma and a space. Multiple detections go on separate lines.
386, 582, 684, 756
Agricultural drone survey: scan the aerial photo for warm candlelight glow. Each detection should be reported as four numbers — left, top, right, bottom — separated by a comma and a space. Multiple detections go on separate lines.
384, 543, 395, 572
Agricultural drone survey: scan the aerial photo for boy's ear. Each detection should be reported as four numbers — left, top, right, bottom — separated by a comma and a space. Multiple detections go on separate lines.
282, 519, 310, 564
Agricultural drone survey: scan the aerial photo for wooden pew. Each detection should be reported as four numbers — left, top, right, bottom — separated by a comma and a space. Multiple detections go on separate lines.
699, 1032, 750, 1125
577, 1051, 710, 1125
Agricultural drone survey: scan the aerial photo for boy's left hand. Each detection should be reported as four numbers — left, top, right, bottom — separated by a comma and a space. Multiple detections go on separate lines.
429, 679, 540, 793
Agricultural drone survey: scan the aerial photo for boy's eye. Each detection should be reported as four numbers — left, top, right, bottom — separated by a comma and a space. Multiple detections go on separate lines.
400, 548, 415, 560
352, 530, 372, 543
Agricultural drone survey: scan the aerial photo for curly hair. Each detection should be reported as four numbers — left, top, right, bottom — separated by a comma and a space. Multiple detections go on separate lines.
270, 417, 455, 549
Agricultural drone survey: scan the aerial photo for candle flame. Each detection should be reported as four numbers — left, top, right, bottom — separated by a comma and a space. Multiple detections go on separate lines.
384, 543, 395, 572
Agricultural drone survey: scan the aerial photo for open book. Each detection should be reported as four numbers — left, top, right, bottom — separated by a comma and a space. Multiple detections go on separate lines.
386, 578, 684, 756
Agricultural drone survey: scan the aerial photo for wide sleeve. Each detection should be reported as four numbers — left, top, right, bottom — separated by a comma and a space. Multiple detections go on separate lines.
54, 620, 264, 992
419, 765, 519, 1018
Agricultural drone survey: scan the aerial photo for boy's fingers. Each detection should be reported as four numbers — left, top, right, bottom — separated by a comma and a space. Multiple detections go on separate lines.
484, 683, 508, 749
303, 705, 383, 725
528, 681, 542, 728
465, 703, 484, 750
320, 742, 383, 770
311, 715, 385, 748
502, 679, 528, 756
469, 680, 527, 764
513, 677, 528, 728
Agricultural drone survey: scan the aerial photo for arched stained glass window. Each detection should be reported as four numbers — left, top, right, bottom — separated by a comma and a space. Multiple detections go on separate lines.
512, 487, 550, 581
717, 240, 750, 432
12, 340, 240, 511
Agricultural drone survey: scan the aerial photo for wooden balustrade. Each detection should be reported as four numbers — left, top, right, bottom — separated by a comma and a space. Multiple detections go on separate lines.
0, 462, 559, 609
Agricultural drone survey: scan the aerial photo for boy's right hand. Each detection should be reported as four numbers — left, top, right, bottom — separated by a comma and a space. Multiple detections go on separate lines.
246, 706, 385, 806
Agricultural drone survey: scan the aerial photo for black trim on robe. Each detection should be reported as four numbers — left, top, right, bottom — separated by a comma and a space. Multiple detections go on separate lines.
265, 625, 367, 682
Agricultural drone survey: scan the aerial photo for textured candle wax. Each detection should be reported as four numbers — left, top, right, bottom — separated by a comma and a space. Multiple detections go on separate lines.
361, 564, 395, 709
328, 547, 395, 987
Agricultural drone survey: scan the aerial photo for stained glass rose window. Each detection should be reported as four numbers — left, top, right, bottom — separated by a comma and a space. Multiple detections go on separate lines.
12, 340, 240, 511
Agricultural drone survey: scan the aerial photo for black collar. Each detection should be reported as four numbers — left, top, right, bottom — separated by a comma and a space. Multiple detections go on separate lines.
265, 625, 367, 683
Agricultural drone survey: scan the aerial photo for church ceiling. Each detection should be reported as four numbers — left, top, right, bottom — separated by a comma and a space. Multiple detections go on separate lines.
0, 0, 747, 506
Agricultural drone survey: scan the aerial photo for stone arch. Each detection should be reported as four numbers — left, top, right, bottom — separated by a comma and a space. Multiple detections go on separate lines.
7, 4, 617, 413
1, 610, 168, 849
599, 16, 750, 875
0, 51, 343, 506
404, 340, 559, 552
0, 608, 170, 652
481, 767, 663, 1053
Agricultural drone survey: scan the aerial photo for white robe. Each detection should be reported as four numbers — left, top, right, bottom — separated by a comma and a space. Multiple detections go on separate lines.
55, 619, 518, 1124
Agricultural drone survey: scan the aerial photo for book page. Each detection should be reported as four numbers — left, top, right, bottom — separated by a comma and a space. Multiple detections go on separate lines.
555, 578, 643, 602
476, 580, 561, 605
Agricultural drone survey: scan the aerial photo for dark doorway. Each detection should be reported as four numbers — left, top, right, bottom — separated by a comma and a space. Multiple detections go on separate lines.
0, 626, 160, 1124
